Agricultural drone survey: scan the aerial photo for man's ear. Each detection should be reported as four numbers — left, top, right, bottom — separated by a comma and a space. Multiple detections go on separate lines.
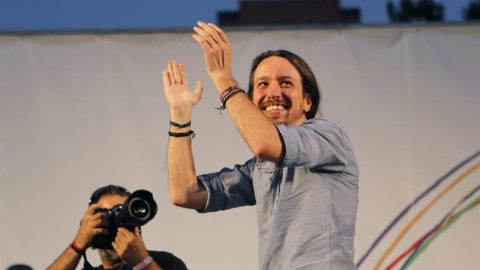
303, 94, 312, 114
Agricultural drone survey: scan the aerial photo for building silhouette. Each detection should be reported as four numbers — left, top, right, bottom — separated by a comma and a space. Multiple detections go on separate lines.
218, 0, 361, 26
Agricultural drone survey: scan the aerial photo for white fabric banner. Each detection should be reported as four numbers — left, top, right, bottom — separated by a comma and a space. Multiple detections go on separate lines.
1, 25, 479, 270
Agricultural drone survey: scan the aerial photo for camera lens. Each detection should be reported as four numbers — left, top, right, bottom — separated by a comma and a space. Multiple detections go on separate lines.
129, 198, 150, 219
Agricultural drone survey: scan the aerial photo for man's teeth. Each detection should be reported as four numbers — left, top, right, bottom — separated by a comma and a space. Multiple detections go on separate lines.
265, 105, 285, 112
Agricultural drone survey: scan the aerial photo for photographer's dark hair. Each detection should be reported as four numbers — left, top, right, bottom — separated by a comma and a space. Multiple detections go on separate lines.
89, 185, 131, 205
247, 50, 322, 119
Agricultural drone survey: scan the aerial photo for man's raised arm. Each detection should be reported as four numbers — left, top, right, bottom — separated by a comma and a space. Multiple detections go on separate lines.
192, 21, 284, 163
163, 60, 208, 210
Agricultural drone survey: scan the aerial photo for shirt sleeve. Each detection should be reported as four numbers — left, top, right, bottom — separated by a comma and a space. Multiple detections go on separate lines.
197, 158, 257, 213
275, 117, 351, 171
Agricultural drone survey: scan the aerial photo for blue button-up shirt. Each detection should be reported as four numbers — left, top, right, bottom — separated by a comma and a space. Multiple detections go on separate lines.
198, 117, 359, 270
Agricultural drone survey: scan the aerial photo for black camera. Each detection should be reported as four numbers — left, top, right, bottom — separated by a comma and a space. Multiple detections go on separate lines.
92, 190, 157, 249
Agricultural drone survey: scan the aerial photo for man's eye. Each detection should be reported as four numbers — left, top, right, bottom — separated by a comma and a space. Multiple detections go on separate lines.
258, 82, 267, 87
281, 81, 292, 86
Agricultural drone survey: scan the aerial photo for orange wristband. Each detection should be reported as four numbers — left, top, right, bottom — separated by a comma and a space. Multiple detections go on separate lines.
70, 241, 85, 255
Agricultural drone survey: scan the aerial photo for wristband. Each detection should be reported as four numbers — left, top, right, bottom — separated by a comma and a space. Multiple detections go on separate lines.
133, 256, 153, 270
170, 120, 191, 128
70, 241, 85, 255
219, 86, 240, 102
223, 89, 245, 107
168, 130, 195, 138
215, 87, 245, 111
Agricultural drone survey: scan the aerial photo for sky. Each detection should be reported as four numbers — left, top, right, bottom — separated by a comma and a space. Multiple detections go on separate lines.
0, 0, 475, 32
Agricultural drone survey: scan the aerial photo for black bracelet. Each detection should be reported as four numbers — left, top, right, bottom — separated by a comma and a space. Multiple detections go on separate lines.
169, 120, 191, 128
168, 130, 195, 138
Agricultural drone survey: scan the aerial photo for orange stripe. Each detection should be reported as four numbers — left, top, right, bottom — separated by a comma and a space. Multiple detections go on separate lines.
374, 161, 480, 270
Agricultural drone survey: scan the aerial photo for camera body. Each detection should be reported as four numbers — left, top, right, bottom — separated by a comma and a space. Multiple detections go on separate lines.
92, 190, 157, 249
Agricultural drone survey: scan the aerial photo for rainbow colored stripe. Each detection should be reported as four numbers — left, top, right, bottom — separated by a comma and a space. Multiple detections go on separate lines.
357, 150, 480, 269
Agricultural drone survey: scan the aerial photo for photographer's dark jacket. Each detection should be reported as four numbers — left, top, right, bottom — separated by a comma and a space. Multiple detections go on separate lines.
86, 250, 188, 270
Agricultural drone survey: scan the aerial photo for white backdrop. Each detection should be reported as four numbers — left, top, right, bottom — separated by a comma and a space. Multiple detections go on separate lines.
1, 24, 479, 270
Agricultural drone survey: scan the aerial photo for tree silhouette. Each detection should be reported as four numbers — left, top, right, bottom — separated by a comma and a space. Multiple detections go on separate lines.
463, 0, 480, 21
387, 0, 444, 22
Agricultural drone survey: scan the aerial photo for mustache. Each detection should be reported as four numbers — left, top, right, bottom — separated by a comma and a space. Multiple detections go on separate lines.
259, 96, 292, 109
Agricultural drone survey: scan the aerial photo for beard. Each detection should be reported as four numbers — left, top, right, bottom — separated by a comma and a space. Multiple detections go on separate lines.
99, 249, 123, 264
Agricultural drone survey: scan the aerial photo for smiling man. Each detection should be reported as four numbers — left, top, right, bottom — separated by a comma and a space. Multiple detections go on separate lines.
163, 22, 359, 270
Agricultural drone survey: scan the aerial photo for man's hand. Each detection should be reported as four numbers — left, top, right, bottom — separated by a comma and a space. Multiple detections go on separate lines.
163, 60, 203, 113
74, 203, 109, 250
112, 227, 149, 267
192, 21, 237, 93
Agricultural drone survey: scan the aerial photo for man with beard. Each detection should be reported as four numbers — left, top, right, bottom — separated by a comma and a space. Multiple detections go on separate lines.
47, 185, 187, 270
163, 22, 359, 270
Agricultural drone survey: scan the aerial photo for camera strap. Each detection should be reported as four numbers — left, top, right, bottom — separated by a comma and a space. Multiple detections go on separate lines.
82, 252, 94, 270
81, 252, 126, 270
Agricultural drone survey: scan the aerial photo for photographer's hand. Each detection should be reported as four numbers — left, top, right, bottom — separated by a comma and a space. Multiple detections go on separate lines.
112, 227, 150, 267
74, 203, 109, 250
46, 203, 109, 270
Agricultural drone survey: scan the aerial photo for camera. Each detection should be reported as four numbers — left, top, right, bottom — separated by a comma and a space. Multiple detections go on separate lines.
92, 189, 157, 249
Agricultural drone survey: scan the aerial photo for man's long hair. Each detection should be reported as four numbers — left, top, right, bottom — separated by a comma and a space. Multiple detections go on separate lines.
247, 50, 321, 119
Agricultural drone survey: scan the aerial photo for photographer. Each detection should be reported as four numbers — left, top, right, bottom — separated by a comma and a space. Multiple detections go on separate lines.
47, 185, 187, 270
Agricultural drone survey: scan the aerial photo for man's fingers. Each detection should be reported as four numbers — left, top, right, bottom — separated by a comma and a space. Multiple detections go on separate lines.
193, 26, 214, 49
114, 232, 125, 247
193, 34, 215, 57
163, 62, 172, 87
88, 217, 104, 229
116, 227, 126, 238
111, 241, 122, 256
167, 62, 175, 84
85, 203, 101, 215
179, 63, 188, 86
134, 226, 142, 237
117, 227, 133, 239
198, 21, 223, 46
193, 22, 231, 73
93, 227, 109, 235
172, 60, 182, 84
90, 212, 108, 225
163, 70, 171, 90
80, 211, 104, 228
194, 81, 203, 97
164, 61, 188, 88
115, 228, 134, 247
207, 22, 229, 44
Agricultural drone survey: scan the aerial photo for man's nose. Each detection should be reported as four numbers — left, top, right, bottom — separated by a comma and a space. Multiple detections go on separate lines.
265, 84, 282, 99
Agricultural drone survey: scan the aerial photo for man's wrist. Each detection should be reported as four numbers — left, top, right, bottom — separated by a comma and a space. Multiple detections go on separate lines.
70, 240, 86, 255
170, 108, 192, 125
214, 77, 238, 95
133, 255, 153, 270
